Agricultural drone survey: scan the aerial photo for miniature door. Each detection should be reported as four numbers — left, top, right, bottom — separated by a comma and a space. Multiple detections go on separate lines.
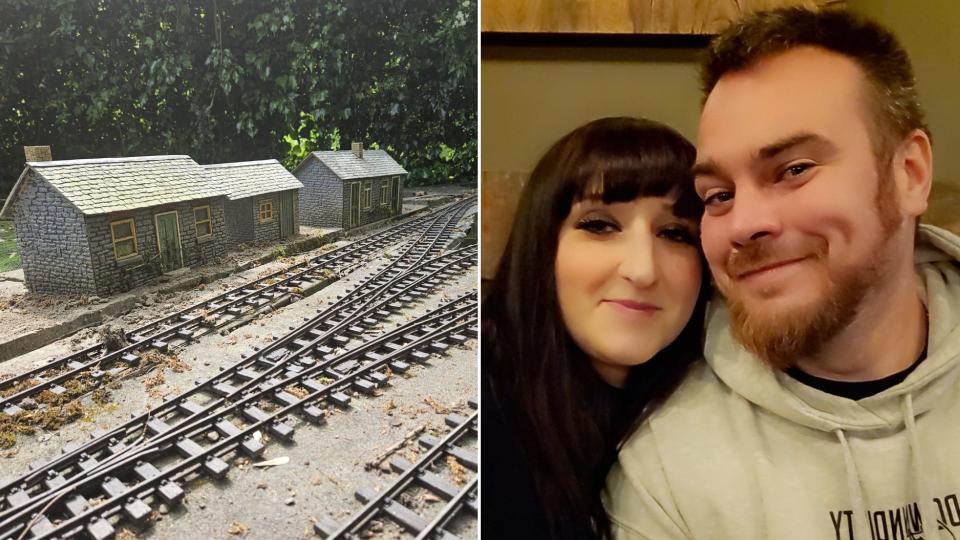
280, 192, 295, 238
391, 176, 400, 212
349, 182, 361, 227
154, 211, 183, 272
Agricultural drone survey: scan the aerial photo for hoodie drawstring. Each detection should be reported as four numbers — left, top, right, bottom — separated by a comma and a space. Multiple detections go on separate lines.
835, 428, 870, 538
903, 393, 941, 538
835, 395, 939, 540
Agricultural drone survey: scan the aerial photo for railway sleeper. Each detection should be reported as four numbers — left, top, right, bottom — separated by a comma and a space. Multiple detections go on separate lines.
212, 421, 265, 457
101, 477, 151, 523
174, 438, 229, 479
213, 420, 266, 457
355, 487, 428, 534
78, 453, 100, 473
241, 407, 295, 441
43, 471, 67, 491
22, 513, 55, 537
312, 516, 342, 538
226, 306, 243, 316
5, 487, 29, 509
352, 378, 376, 395
389, 360, 410, 374
326, 392, 352, 408
346, 326, 366, 337
389, 457, 464, 505
3, 404, 22, 416
120, 352, 140, 366
418, 436, 478, 470
333, 360, 359, 375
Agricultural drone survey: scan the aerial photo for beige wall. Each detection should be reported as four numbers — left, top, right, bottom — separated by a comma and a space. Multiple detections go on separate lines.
848, 0, 960, 185
481, 46, 702, 175
482, 4, 960, 186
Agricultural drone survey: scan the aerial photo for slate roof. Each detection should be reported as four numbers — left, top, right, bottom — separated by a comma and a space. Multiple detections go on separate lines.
202, 159, 303, 201
304, 149, 407, 180
1, 155, 228, 218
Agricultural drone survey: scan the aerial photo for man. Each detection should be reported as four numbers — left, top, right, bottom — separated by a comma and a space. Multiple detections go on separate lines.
605, 8, 960, 540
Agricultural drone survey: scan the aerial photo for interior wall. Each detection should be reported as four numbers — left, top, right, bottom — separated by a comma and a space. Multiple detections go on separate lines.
481, 4, 960, 275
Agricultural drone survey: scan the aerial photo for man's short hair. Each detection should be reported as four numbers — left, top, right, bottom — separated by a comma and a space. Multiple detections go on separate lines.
701, 8, 930, 162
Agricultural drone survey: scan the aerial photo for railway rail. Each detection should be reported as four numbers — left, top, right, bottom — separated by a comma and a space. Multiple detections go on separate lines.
0, 198, 477, 539
315, 407, 478, 539
0, 197, 473, 418
0, 292, 477, 539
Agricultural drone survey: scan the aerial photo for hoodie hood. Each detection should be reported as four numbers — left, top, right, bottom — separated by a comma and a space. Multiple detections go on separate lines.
704, 224, 960, 433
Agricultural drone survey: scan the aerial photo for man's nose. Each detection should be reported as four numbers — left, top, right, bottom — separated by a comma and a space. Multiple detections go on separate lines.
726, 186, 781, 248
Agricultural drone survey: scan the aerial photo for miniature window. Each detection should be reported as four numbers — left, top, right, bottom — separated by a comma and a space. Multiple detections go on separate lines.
259, 200, 274, 222
110, 219, 138, 260
380, 182, 389, 206
193, 205, 213, 238
363, 183, 372, 210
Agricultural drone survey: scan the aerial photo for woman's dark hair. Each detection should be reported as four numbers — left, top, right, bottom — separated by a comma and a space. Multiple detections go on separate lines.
482, 117, 709, 539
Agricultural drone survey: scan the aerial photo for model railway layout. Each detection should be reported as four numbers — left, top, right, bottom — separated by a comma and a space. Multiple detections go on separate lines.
0, 197, 478, 539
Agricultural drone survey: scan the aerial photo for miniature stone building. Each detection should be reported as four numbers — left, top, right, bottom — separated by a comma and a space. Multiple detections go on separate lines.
293, 143, 406, 229
201, 160, 303, 245
0, 155, 229, 295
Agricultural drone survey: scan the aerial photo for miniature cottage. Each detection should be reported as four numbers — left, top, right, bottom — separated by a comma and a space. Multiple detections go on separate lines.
201, 160, 303, 245
293, 143, 406, 229
0, 155, 229, 296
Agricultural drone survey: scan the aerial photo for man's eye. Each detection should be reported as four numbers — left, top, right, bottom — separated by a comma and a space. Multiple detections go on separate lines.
575, 218, 618, 234
780, 162, 813, 180
702, 190, 733, 207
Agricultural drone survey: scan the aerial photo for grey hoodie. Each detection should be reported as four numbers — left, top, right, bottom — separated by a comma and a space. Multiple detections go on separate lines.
605, 224, 960, 539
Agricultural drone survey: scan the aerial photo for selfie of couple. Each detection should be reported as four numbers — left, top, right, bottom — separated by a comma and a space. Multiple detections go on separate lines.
482, 7, 960, 540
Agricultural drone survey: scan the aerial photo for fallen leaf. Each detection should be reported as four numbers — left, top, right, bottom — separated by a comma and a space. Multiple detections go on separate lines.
253, 456, 290, 468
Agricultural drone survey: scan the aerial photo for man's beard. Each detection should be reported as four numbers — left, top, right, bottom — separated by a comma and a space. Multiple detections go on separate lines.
720, 169, 901, 371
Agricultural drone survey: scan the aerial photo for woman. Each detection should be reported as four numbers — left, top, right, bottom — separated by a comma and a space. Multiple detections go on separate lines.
482, 117, 709, 539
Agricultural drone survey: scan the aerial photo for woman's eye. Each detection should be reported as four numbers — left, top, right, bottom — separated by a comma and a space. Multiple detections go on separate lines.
659, 227, 698, 245
575, 218, 618, 234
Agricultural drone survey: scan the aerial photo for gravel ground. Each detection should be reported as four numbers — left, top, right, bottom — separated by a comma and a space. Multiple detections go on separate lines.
0, 205, 478, 539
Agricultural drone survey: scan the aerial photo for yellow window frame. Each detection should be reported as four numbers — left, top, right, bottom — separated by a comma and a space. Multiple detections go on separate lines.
380, 181, 389, 207
193, 205, 213, 238
258, 199, 274, 223
110, 218, 139, 261
363, 182, 372, 210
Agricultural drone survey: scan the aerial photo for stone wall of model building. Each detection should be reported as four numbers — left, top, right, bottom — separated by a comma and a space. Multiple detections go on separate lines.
85, 198, 227, 296
297, 159, 343, 228
341, 175, 405, 229
10, 172, 97, 294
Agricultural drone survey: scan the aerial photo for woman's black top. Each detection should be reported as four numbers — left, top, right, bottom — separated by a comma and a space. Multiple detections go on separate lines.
481, 376, 551, 538
481, 372, 628, 539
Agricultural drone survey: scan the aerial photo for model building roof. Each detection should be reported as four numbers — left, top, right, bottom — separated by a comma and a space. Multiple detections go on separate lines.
1, 155, 228, 218
307, 149, 407, 180
202, 159, 303, 200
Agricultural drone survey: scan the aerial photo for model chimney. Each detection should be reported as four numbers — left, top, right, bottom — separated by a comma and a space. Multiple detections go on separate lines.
24, 146, 52, 163
351, 142, 363, 159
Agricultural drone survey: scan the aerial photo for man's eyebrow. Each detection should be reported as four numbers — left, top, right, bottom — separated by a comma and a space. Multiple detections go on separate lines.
691, 159, 721, 179
757, 132, 835, 160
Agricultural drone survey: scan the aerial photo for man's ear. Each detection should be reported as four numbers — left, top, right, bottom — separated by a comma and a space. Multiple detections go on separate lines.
893, 128, 933, 218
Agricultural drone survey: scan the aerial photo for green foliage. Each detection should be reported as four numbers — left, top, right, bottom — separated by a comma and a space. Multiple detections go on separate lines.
0, 0, 477, 195
0, 222, 21, 272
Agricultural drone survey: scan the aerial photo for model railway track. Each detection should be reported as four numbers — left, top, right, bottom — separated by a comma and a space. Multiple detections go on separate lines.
0, 197, 474, 417
0, 204, 477, 536
0, 292, 478, 540
0, 211, 475, 495
315, 408, 478, 539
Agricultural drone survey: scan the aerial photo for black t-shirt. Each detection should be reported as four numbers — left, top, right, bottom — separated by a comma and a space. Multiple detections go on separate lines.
786, 347, 926, 400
